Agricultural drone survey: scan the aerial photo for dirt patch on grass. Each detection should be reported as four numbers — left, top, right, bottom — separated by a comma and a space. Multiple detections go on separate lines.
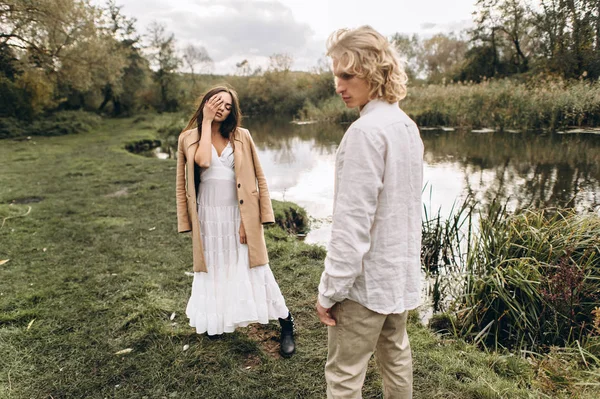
245, 324, 281, 359
242, 353, 262, 370
10, 196, 43, 204
92, 216, 131, 227
105, 188, 129, 197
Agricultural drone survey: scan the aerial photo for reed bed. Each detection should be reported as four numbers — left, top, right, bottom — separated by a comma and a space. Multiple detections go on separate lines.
300, 77, 600, 131
422, 200, 600, 361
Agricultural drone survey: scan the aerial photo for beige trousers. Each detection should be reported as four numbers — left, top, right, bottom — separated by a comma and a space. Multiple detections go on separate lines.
325, 300, 413, 399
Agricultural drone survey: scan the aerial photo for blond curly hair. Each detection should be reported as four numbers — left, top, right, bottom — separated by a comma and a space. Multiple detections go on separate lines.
326, 25, 408, 103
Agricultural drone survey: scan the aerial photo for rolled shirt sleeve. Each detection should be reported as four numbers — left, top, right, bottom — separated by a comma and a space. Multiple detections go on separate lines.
318, 127, 384, 308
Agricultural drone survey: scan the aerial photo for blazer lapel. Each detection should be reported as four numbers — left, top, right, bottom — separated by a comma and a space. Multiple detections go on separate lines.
185, 128, 200, 149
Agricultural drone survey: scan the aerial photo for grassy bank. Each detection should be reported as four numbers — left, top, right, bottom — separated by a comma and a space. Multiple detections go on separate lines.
299, 77, 600, 132
0, 117, 592, 398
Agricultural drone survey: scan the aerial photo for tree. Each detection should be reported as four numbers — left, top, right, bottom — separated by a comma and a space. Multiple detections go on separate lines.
0, 0, 127, 93
532, 0, 600, 79
308, 57, 335, 102
391, 33, 422, 80
97, 0, 149, 115
496, 0, 531, 73
182, 44, 213, 86
0, 42, 54, 119
458, 45, 499, 82
596, 0, 600, 53
268, 53, 293, 72
466, 0, 533, 79
471, 0, 503, 77
236, 59, 251, 76
0, 0, 129, 113
0, 42, 18, 79
146, 21, 181, 112
419, 34, 468, 83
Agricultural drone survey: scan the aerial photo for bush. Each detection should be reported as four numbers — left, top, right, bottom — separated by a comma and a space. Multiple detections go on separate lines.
0, 76, 35, 121
224, 71, 335, 117
0, 117, 25, 139
425, 197, 600, 359
34, 111, 102, 136
0, 111, 102, 139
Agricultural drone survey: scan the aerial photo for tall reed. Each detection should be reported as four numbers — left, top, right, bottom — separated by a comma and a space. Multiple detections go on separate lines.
422, 200, 600, 359
300, 76, 600, 131
403, 77, 600, 131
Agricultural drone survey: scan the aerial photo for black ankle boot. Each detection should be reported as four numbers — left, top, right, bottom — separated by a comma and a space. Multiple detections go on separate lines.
206, 333, 224, 341
278, 312, 296, 358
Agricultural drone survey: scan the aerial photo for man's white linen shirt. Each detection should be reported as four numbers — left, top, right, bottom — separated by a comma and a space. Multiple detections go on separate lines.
318, 99, 424, 314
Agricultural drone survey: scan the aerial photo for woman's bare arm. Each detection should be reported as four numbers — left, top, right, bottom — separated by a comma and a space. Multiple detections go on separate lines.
194, 95, 223, 167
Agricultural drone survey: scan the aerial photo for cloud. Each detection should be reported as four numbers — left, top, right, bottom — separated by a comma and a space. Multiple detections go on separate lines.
419, 19, 472, 36
111, 0, 474, 72
120, 0, 323, 73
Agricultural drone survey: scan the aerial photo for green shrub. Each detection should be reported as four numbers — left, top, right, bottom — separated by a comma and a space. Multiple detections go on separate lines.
0, 76, 35, 120
0, 111, 101, 139
0, 117, 25, 139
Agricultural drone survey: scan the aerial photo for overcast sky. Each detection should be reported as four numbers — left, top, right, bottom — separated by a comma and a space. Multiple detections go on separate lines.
111, 0, 477, 74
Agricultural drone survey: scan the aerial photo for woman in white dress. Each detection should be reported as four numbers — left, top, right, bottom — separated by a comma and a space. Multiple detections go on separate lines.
176, 86, 295, 357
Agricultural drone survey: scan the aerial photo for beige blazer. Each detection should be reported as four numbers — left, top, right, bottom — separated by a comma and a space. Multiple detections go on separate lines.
176, 127, 275, 273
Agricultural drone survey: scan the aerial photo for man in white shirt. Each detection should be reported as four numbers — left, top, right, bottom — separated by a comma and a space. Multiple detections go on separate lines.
316, 25, 424, 399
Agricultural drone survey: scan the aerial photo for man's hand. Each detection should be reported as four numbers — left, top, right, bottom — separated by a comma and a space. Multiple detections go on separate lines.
316, 299, 336, 326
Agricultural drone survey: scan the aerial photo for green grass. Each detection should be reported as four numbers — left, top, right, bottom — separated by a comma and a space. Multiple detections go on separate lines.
0, 116, 581, 398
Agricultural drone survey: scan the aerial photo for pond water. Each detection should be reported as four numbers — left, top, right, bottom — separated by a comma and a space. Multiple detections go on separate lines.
155, 116, 600, 246
244, 117, 600, 246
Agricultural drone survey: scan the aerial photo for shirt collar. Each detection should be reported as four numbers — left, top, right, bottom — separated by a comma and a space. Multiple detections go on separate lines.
359, 99, 399, 117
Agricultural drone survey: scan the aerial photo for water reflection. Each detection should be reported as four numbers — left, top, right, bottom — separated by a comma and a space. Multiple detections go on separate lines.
165, 117, 600, 245
422, 130, 600, 213
242, 118, 343, 244
251, 119, 600, 244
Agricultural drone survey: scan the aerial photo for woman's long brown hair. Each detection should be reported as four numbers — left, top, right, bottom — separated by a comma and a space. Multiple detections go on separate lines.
183, 86, 242, 143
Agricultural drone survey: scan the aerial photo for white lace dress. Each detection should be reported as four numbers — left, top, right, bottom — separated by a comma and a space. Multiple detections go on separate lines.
186, 142, 289, 335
